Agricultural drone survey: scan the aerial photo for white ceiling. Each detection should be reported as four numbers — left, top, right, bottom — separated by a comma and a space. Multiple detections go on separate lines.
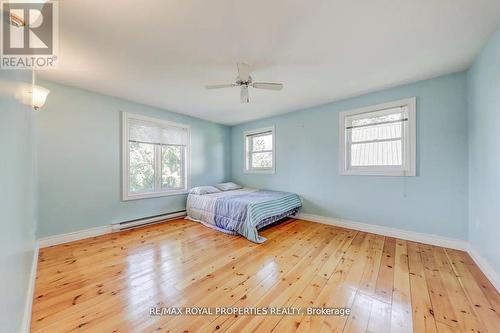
39, 0, 500, 125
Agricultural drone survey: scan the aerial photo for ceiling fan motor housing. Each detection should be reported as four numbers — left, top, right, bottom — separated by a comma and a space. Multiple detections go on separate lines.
205, 64, 283, 103
236, 76, 252, 86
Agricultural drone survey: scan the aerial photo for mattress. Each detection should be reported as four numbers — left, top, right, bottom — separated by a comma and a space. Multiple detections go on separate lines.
186, 188, 302, 243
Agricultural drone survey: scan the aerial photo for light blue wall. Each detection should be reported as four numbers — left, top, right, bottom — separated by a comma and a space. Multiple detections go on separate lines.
37, 81, 231, 237
232, 72, 469, 240
467, 27, 500, 274
0, 71, 37, 332
1, 24, 497, 333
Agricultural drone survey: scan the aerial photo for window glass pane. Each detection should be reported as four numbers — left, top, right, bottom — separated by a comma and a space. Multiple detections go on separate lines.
350, 109, 402, 126
251, 133, 272, 152
162, 145, 183, 189
245, 136, 251, 170
129, 142, 155, 193
351, 140, 402, 166
351, 121, 402, 143
251, 152, 273, 168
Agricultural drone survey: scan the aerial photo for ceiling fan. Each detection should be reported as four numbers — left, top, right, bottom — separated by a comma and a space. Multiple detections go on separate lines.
205, 63, 283, 103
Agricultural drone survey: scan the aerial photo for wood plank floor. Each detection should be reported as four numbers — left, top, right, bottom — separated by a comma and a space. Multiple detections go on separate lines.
31, 218, 500, 333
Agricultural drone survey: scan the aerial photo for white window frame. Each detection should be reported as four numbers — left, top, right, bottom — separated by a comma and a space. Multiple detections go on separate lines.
244, 126, 275, 174
122, 112, 190, 200
339, 97, 416, 176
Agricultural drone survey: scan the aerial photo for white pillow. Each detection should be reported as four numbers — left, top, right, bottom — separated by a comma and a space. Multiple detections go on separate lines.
215, 182, 243, 191
189, 186, 221, 195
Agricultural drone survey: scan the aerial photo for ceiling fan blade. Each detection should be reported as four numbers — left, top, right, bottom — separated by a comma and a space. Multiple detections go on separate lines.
240, 86, 249, 104
205, 84, 235, 89
237, 63, 251, 81
252, 82, 284, 91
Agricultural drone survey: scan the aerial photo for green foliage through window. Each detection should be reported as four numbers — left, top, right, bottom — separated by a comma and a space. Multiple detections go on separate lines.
162, 145, 183, 189
129, 142, 155, 193
128, 142, 185, 194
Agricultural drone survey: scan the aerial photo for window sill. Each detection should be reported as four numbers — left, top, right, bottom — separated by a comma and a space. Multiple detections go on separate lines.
123, 190, 188, 201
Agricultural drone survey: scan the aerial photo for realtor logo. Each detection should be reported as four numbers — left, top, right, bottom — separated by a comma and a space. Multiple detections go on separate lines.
1, 0, 59, 69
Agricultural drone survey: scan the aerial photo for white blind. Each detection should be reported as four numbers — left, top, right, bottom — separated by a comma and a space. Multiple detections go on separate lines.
346, 107, 406, 167
128, 119, 188, 146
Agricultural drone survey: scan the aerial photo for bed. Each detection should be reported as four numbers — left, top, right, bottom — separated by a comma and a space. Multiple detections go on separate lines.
186, 187, 302, 243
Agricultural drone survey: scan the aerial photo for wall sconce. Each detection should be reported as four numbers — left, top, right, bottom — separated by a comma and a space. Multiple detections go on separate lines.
14, 70, 50, 110
16, 83, 50, 110
30, 85, 50, 110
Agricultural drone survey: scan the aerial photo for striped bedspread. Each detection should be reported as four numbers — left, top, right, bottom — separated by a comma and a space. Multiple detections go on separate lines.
186, 188, 302, 243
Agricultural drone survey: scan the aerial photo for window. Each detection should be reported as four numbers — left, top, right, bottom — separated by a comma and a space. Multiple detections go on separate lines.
244, 126, 275, 173
122, 113, 190, 200
339, 98, 416, 176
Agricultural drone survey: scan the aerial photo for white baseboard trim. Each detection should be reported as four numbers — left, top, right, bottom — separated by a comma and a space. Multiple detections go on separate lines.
296, 213, 499, 292
466, 244, 500, 292
38, 211, 187, 248
38, 225, 113, 248
295, 213, 468, 250
21, 242, 39, 333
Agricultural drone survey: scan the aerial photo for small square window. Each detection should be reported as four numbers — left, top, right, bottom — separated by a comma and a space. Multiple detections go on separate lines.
339, 98, 416, 176
244, 126, 275, 174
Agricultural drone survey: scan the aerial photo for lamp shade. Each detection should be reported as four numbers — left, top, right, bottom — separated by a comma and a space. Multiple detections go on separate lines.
31, 85, 50, 109
16, 84, 50, 110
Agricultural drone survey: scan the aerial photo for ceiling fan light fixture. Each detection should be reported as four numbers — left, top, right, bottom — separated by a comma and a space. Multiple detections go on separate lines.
205, 63, 284, 104
240, 86, 249, 104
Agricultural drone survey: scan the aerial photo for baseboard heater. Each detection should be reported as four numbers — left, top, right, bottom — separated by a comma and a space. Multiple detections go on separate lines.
112, 210, 187, 231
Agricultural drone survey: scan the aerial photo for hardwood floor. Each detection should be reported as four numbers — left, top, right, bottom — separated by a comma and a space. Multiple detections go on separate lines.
31, 218, 499, 332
